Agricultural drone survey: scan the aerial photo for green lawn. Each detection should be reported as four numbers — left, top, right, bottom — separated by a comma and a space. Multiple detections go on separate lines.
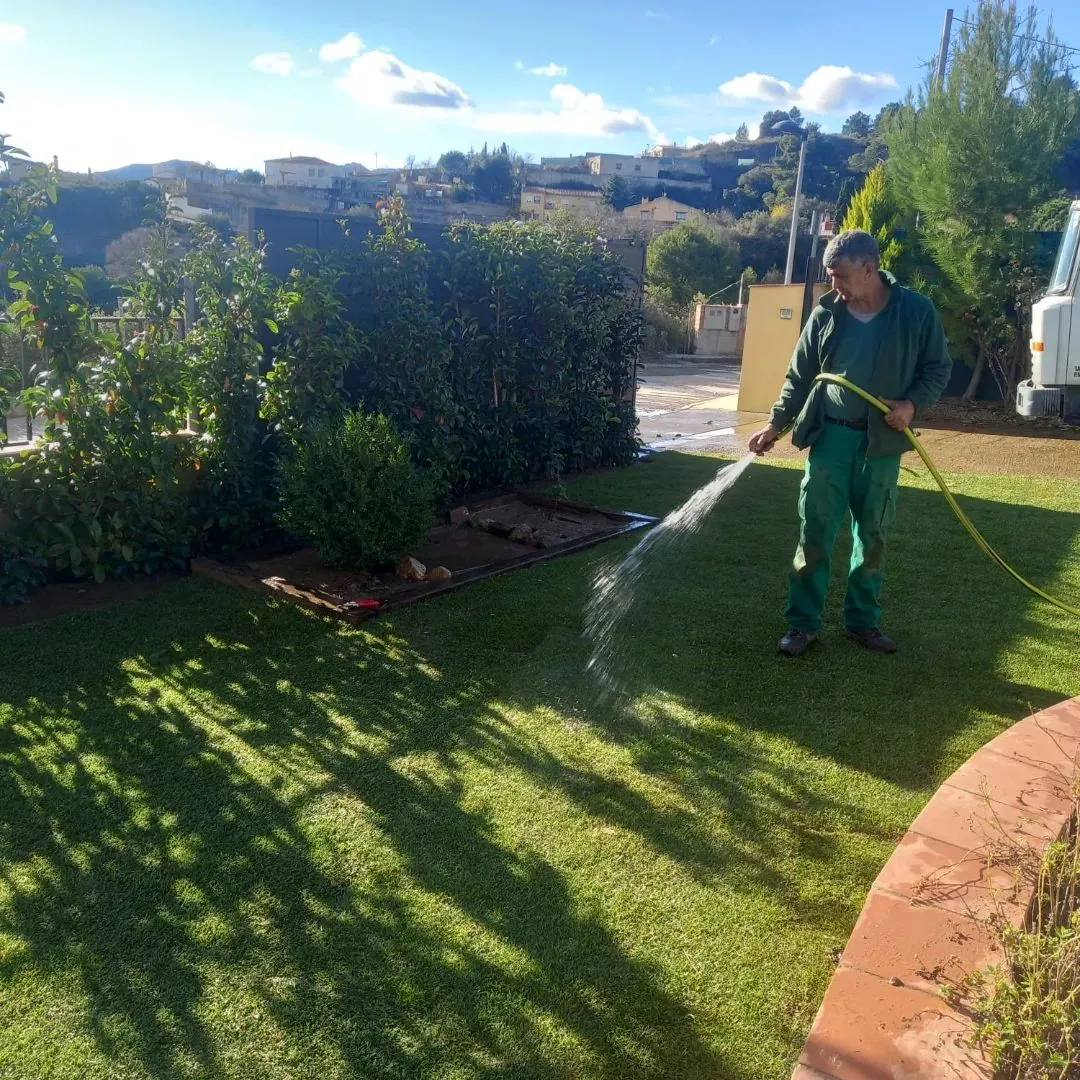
1, 452, 1078, 1080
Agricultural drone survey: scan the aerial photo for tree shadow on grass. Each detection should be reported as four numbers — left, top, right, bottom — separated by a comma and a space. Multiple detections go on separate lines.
0, 592, 737, 1080
0, 453, 1075, 1079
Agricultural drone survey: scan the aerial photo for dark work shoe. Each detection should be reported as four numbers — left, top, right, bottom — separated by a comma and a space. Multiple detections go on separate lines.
847, 627, 898, 654
779, 629, 818, 657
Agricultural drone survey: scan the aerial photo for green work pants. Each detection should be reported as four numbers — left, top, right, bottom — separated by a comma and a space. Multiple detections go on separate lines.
785, 422, 901, 633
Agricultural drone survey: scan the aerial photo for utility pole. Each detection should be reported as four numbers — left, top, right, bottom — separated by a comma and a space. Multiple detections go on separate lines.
783, 137, 807, 286
935, 8, 955, 91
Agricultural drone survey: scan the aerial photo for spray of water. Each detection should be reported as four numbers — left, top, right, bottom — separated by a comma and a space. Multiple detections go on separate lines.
584, 452, 757, 705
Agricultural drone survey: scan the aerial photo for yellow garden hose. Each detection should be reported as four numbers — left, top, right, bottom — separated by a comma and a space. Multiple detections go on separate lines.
806, 373, 1080, 619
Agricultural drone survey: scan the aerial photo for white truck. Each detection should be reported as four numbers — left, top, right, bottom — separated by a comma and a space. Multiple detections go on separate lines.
1018, 199, 1080, 419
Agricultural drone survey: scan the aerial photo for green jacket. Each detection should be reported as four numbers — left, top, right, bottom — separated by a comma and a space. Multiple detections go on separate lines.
768, 271, 952, 457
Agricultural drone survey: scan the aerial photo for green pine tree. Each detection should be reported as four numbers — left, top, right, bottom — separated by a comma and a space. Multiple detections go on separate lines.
841, 163, 903, 270
886, 0, 1080, 400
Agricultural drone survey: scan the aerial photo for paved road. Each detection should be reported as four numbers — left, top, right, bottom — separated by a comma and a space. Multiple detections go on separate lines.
635, 360, 1080, 478
636, 360, 761, 453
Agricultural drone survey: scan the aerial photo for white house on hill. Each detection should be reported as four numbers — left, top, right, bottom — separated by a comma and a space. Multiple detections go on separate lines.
264, 156, 340, 189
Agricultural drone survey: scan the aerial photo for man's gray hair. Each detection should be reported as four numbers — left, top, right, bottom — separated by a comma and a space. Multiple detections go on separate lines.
822, 229, 880, 270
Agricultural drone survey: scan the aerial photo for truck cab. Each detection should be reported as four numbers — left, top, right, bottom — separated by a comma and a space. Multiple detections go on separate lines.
1018, 200, 1080, 419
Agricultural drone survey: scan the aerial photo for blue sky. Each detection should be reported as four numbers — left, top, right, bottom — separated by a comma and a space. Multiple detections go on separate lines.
3, 0, 1080, 171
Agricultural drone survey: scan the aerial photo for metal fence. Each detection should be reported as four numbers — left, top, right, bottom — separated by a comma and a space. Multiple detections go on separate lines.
1, 314, 186, 448
0, 331, 39, 446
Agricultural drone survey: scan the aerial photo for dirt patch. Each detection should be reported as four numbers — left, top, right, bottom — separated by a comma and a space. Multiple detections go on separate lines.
0, 572, 187, 630
726, 411, 1080, 479
920, 397, 1080, 439
194, 492, 655, 622
911, 427, 1080, 479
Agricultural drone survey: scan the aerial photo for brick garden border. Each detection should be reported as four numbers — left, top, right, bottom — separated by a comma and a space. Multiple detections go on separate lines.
793, 696, 1080, 1080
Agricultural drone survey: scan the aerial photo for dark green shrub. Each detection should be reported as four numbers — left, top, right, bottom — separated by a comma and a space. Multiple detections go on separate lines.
0, 531, 46, 605
278, 410, 433, 569
0, 454, 192, 583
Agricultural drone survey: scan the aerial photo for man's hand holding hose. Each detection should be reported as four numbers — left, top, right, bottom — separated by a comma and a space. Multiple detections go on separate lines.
748, 423, 780, 455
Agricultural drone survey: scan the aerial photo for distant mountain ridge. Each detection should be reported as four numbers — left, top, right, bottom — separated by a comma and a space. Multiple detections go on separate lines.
93, 159, 244, 182
94, 163, 156, 182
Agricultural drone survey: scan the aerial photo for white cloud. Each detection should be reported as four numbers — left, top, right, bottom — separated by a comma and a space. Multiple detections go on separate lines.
719, 65, 898, 113
643, 8, 668, 17
250, 52, 294, 77
336, 50, 470, 109
530, 62, 568, 78
797, 66, 898, 111
720, 72, 793, 103
0, 22, 26, 45
515, 60, 525, 71
4, 89, 353, 173
707, 132, 735, 145
684, 135, 704, 147
479, 83, 661, 140
319, 32, 364, 63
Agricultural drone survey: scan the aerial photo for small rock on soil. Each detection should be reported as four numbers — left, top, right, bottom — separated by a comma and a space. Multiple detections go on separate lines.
396, 556, 427, 582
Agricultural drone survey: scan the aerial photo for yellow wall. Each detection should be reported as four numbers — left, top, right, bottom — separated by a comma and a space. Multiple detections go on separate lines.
623, 196, 699, 225
520, 187, 602, 221
737, 283, 830, 413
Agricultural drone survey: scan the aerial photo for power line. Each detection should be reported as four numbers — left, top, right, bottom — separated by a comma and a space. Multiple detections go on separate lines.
952, 16, 1080, 57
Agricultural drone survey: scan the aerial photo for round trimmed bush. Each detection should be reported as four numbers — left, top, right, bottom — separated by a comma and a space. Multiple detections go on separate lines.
278, 410, 433, 570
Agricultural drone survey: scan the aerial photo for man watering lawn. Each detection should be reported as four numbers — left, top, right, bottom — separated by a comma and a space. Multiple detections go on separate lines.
747, 229, 952, 657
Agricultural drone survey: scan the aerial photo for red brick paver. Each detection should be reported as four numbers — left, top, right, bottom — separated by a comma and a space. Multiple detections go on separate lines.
792, 698, 1080, 1080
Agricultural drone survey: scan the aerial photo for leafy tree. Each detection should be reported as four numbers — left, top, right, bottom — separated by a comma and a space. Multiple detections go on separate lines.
787, 106, 803, 126
735, 122, 750, 142
602, 174, 633, 211
842, 111, 872, 138
844, 102, 901, 175
847, 137, 889, 175
70, 264, 120, 312
438, 150, 469, 180
469, 153, 514, 202
237, 168, 263, 185
769, 133, 805, 202
886, 0, 1080, 401
645, 222, 741, 314
872, 102, 902, 134
841, 163, 904, 269
730, 211, 791, 278
736, 164, 773, 198
721, 185, 764, 218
